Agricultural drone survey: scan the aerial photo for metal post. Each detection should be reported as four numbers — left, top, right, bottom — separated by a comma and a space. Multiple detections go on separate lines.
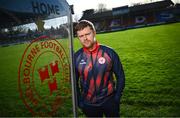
68, 6, 78, 117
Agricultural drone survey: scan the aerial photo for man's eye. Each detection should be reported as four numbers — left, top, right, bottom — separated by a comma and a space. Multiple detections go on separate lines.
78, 32, 91, 38
79, 35, 83, 38
85, 32, 91, 36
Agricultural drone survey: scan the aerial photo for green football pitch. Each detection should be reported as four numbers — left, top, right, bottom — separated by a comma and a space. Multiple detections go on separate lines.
0, 22, 180, 116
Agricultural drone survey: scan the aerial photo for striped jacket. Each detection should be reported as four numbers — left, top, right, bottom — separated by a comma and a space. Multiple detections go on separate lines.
75, 42, 125, 106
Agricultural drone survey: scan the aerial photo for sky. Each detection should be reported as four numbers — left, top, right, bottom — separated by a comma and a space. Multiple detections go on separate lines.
66, 0, 179, 20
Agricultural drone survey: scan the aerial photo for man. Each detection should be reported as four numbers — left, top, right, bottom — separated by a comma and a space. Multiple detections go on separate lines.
74, 20, 125, 117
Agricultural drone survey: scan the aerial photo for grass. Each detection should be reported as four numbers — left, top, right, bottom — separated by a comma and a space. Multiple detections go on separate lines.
0, 22, 180, 116
74, 22, 180, 117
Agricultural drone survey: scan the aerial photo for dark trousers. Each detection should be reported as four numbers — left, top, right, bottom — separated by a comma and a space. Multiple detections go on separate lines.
82, 96, 120, 117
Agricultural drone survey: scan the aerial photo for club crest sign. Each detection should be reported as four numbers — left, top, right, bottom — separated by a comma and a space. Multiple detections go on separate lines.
18, 36, 70, 116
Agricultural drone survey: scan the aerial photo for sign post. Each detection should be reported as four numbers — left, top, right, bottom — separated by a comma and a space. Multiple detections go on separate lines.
69, 8, 78, 117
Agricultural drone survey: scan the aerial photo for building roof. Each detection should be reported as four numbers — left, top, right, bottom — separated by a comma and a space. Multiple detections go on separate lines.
80, 0, 174, 20
130, 0, 174, 12
80, 9, 112, 21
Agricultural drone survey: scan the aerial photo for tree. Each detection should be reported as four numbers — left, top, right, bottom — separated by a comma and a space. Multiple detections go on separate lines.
73, 14, 80, 22
97, 3, 107, 12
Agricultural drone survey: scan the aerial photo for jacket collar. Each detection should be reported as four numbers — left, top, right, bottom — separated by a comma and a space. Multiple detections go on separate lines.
83, 42, 99, 54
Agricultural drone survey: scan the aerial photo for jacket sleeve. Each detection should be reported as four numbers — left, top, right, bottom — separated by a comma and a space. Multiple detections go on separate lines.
112, 50, 125, 103
74, 53, 83, 108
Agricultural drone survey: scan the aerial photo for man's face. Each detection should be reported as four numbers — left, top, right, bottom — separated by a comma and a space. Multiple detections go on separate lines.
77, 26, 96, 51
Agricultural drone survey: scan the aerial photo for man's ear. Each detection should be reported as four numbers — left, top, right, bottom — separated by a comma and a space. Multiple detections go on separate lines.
93, 31, 96, 36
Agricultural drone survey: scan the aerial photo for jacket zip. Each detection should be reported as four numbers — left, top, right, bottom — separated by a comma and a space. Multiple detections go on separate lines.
90, 52, 96, 98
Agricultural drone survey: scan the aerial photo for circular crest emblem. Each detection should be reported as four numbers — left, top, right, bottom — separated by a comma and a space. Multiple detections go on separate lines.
18, 36, 71, 116
98, 57, 106, 64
